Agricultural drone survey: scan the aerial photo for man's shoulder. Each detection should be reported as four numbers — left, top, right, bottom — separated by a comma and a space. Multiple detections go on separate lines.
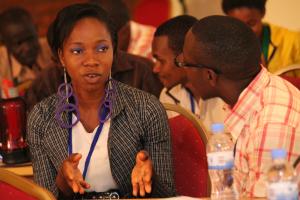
258, 75, 300, 122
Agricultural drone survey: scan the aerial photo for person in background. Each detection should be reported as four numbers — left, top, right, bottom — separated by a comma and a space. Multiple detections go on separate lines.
27, 3, 175, 199
89, 0, 155, 59
152, 15, 228, 129
222, 0, 300, 77
0, 7, 54, 94
177, 15, 300, 198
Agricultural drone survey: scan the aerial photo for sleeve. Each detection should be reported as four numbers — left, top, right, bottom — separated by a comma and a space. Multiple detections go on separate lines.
141, 94, 176, 197
240, 120, 299, 197
27, 105, 59, 197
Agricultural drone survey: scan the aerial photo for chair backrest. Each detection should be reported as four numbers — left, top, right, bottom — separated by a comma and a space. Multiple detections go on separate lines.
163, 103, 210, 197
293, 156, 300, 174
280, 76, 300, 90
0, 168, 56, 200
273, 64, 300, 76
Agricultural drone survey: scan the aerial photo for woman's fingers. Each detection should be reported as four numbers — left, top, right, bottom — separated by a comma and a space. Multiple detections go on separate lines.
138, 178, 145, 196
132, 176, 139, 196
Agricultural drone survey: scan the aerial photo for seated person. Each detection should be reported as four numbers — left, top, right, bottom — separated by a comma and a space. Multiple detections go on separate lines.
152, 15, 228, 129
90, 0, 155, 59
0, 7, 54, 94
222, 0, 300, 77
27, 3, 175, 199
178, 15, 300, 197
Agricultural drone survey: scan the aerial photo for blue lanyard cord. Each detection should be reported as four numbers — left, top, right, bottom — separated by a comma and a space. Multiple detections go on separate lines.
68, 108, 108, 180
188, 90, 195, 114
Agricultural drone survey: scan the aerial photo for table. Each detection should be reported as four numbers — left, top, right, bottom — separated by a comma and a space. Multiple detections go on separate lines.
0, 161, 33, 177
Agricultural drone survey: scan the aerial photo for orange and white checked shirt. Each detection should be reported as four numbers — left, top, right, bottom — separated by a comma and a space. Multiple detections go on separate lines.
127, 21, 155, 59
224, 68, 300, 198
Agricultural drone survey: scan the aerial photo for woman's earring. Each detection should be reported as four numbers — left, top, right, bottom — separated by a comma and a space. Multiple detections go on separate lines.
55, 68, 80, 128
99, 73, 114, 123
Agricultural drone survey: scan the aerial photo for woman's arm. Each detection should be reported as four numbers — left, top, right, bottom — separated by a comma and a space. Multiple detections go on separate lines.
27, 105, 59, 197
141, 95, 176, 197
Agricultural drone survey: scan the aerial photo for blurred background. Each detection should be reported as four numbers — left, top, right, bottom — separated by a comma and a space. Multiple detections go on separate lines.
0, 0, 299, 37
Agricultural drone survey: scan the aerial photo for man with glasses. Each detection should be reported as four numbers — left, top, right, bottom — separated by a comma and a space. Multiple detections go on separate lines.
152, 15, 227, 129
178, 15, 300, 198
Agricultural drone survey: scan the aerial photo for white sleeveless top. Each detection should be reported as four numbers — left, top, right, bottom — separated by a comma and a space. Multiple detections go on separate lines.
71, 114, 118, 192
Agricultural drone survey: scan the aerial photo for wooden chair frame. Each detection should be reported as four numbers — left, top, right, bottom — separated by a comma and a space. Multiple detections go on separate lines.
273, 64, 300, 76
163, 103, 211, 195
0, 168, 56, 200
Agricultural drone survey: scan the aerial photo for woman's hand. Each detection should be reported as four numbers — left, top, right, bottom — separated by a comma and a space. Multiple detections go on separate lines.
56, 153, 90, 195
131, 150, 153, 197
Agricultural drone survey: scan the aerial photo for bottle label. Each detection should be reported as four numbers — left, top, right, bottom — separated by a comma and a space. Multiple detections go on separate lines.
268, 182, 298, 200
207, 151, 234, 170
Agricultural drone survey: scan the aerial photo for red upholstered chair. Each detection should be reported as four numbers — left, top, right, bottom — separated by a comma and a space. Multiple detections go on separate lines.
0, 168, 56, 200
280, 76, 300, 90
272, 64, 300, 90
163, 103, 210, 197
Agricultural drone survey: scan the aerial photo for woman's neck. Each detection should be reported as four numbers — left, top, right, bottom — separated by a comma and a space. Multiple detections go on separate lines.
73, 86, 105, 110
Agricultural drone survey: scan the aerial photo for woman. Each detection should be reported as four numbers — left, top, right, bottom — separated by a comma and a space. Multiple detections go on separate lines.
27, 3, 175, 199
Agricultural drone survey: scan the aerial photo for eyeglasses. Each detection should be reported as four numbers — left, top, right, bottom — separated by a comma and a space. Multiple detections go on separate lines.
174, 54, 221, 74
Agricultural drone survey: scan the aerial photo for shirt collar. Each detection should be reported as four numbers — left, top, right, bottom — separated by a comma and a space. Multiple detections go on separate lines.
224, 67, 270, 139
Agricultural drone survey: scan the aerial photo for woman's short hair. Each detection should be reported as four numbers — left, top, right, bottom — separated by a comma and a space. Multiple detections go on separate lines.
47, 3, 118, 63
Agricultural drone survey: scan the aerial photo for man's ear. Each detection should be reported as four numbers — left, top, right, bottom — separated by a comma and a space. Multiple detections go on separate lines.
206, 69, 218, 87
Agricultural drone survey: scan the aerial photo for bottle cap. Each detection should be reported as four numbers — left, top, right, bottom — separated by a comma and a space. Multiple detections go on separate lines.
210, 123, 224, 134
271, 149, 287, 160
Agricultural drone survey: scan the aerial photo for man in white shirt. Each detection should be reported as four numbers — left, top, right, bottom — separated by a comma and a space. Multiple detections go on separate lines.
152, 15, 228, 129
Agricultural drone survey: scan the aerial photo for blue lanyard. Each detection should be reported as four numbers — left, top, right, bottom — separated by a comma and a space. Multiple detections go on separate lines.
68, 108, 107, 180
187, 90, 195, 114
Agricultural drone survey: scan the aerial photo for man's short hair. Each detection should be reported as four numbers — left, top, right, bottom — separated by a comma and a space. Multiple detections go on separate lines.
222, 0, 267, 14
191, 15, 261, 79
154, 15, 197, 55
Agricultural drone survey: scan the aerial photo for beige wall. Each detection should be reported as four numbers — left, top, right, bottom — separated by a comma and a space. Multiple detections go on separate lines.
186, 0, 300, 31
265, 0, 300, 31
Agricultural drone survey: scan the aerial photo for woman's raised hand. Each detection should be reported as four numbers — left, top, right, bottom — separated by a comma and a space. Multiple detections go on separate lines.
56, 153, 90, 195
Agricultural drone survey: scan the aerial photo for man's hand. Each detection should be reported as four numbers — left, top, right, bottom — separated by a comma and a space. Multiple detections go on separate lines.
57, 153, 90, 195
131, 150, 153, 197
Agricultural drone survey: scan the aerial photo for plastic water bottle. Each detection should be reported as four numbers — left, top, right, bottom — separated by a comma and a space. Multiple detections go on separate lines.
206, 123, 236, 199
267, 149, 299, 200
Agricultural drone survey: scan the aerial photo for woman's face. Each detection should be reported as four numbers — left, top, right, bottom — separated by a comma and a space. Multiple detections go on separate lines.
59, 17, 113, 92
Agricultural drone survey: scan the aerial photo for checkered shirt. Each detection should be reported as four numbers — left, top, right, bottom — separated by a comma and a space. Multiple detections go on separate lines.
224, 68, 300, 197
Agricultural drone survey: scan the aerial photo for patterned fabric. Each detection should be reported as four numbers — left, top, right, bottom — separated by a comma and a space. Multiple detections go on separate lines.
224, 68, 300, 197
127, 21, 155, 59
27, 81, 175, 198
